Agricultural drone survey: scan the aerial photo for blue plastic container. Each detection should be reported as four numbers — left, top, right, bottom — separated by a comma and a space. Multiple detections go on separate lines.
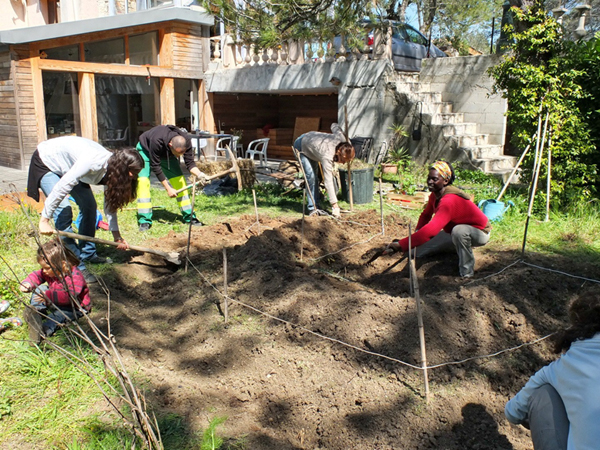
478, 199, 514, 222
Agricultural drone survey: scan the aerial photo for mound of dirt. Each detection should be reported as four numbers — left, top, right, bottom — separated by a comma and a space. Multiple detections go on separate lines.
92, 211, 598, 449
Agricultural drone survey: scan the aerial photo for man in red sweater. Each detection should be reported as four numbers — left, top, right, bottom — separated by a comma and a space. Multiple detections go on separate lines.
387, 161, 491, 278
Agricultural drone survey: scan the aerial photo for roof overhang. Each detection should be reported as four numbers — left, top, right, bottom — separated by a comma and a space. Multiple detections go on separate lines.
0, 6, 213, 46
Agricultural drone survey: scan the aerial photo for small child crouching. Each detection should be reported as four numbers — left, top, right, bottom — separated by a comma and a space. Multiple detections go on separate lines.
20, 239, 92, 344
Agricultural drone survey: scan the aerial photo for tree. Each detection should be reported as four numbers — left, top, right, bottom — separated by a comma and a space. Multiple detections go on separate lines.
490, 7, 598, 205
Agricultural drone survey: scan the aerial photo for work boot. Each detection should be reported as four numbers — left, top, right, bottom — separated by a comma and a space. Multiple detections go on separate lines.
86, 255, 112, 264
24, 307, 44, 345
80, 268, 97, 284
139, 223, 152, 232
189, 217, 204, 226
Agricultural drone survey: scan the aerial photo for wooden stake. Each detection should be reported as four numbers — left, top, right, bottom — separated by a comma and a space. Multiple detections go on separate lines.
223, 247, 228, 323
344, 105, 353, 211
545, 130, 552, 222
408, 222, 430, 401
300, 189, 306, 262
185, 180, 198, 273
522, 112, 549, 256
347, 160, 354, 211
379, 172, 384, 236
252, 189, 260, 233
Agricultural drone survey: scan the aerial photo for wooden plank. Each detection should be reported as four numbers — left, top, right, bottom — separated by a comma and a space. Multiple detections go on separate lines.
386, 192, 430, 210
37, 59, 203, 79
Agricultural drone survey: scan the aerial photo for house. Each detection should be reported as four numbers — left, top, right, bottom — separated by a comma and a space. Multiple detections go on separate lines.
0, 4, 213, 169
0, 3, 512, 178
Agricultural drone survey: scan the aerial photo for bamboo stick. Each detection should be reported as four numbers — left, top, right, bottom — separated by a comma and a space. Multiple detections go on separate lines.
185, 179, 198, 273
379, 172, 384, 236
522, 112, 549, 256
252, 189, 260, 233
223, 247, 228, 323
300, 189, 306, 262
408, 222, 430, 401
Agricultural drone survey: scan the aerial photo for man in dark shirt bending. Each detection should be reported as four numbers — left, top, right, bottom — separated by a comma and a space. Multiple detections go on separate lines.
136, 125, 206, 231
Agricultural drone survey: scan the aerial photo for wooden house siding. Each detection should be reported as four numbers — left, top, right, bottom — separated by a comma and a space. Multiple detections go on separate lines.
0, 51, 23, 169
13, 46, 40, 168
171, 24, 204, 72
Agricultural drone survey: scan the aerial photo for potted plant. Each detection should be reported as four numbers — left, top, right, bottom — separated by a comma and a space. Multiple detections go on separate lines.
381, 123, 409, 174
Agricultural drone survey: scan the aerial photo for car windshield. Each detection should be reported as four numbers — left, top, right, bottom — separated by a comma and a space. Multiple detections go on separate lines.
404, 26, 428, 46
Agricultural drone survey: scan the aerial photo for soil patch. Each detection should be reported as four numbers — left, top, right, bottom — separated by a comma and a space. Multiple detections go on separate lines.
90, 210, 598, 449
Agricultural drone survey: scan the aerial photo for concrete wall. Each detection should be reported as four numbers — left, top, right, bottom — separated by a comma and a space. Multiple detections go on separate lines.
204, 55, 506, 165
0, 0, 48, 31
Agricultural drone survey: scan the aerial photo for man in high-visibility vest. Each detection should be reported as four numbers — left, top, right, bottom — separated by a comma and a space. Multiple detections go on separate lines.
136, 125, 207, 231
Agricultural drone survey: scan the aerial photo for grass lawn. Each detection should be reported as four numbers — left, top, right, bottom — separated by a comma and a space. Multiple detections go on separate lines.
0, 169, 598, 449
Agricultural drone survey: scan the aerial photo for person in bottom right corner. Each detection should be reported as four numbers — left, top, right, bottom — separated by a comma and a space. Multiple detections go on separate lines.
385, 161, 491, 278
505, 291, 600, 450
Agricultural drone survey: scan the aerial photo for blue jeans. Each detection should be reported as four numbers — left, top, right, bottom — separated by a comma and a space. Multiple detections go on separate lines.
30, 286, 84, 336
527, 384, 568, 450
40, 172, 98, 268
295, 135, 320, 212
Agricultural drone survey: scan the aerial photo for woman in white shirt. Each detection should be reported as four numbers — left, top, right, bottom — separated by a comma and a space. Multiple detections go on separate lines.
27, 136, 144, 282
505, 291, 600, 450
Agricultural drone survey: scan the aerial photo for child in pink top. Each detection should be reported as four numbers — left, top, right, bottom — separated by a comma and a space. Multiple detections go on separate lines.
21, 239, 91, 343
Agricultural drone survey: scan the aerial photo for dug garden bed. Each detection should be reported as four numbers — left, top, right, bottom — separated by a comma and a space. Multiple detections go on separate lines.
83, 210, 599, 449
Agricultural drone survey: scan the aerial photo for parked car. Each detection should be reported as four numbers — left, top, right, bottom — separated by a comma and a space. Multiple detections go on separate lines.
334, 20, 447, 72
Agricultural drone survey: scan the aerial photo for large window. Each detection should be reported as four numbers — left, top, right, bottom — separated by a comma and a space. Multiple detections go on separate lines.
130, 32, 159, 65
96, 75, 159, 148
84, 38, 125, 63
43, 45, 79, 61
42, 72, 81, 138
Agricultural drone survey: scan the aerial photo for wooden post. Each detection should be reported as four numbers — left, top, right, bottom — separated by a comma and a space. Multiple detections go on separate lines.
160, 77, 175, 125
223, 247, 228, 323
379, 172, 384, 236
300, 189, 305, 261
344, 105, 353, 211
408, 222, 430, 401
252, 189, 260, 233
78, 72, 98, 141
522, 112, 548, 256
184, 181, 198, 273
545, 131, 552, 222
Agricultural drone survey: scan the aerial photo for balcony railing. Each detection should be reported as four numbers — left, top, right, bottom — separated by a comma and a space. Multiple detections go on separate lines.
210, 30, 394, 68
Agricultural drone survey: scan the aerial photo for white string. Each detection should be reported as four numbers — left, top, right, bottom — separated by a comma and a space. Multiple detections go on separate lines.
185, 257, 554, 371
520, 261, 600, 284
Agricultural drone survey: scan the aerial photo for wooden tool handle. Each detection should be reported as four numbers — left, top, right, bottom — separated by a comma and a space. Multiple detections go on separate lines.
57, 230, 173, 258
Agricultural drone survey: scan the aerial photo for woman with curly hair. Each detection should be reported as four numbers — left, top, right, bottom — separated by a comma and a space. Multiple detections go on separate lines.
505, 291, 600, 450
27, 136, 144, 282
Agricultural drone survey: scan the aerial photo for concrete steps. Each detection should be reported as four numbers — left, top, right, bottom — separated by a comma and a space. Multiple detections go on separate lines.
392, 70, 516, 180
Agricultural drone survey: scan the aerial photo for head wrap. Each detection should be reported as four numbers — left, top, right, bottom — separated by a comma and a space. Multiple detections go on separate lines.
430, 161, 452, 182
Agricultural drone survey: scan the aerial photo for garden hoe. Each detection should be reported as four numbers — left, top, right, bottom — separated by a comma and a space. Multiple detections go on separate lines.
365, 239, 399, 265
56, 231, 182, 265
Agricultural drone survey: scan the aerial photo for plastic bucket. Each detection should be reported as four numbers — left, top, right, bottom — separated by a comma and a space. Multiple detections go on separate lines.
339, 166, 375, 204
478, 199, 514, 222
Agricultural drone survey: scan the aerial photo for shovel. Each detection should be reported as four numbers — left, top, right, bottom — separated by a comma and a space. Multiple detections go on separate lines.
57, 231, 182, 265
